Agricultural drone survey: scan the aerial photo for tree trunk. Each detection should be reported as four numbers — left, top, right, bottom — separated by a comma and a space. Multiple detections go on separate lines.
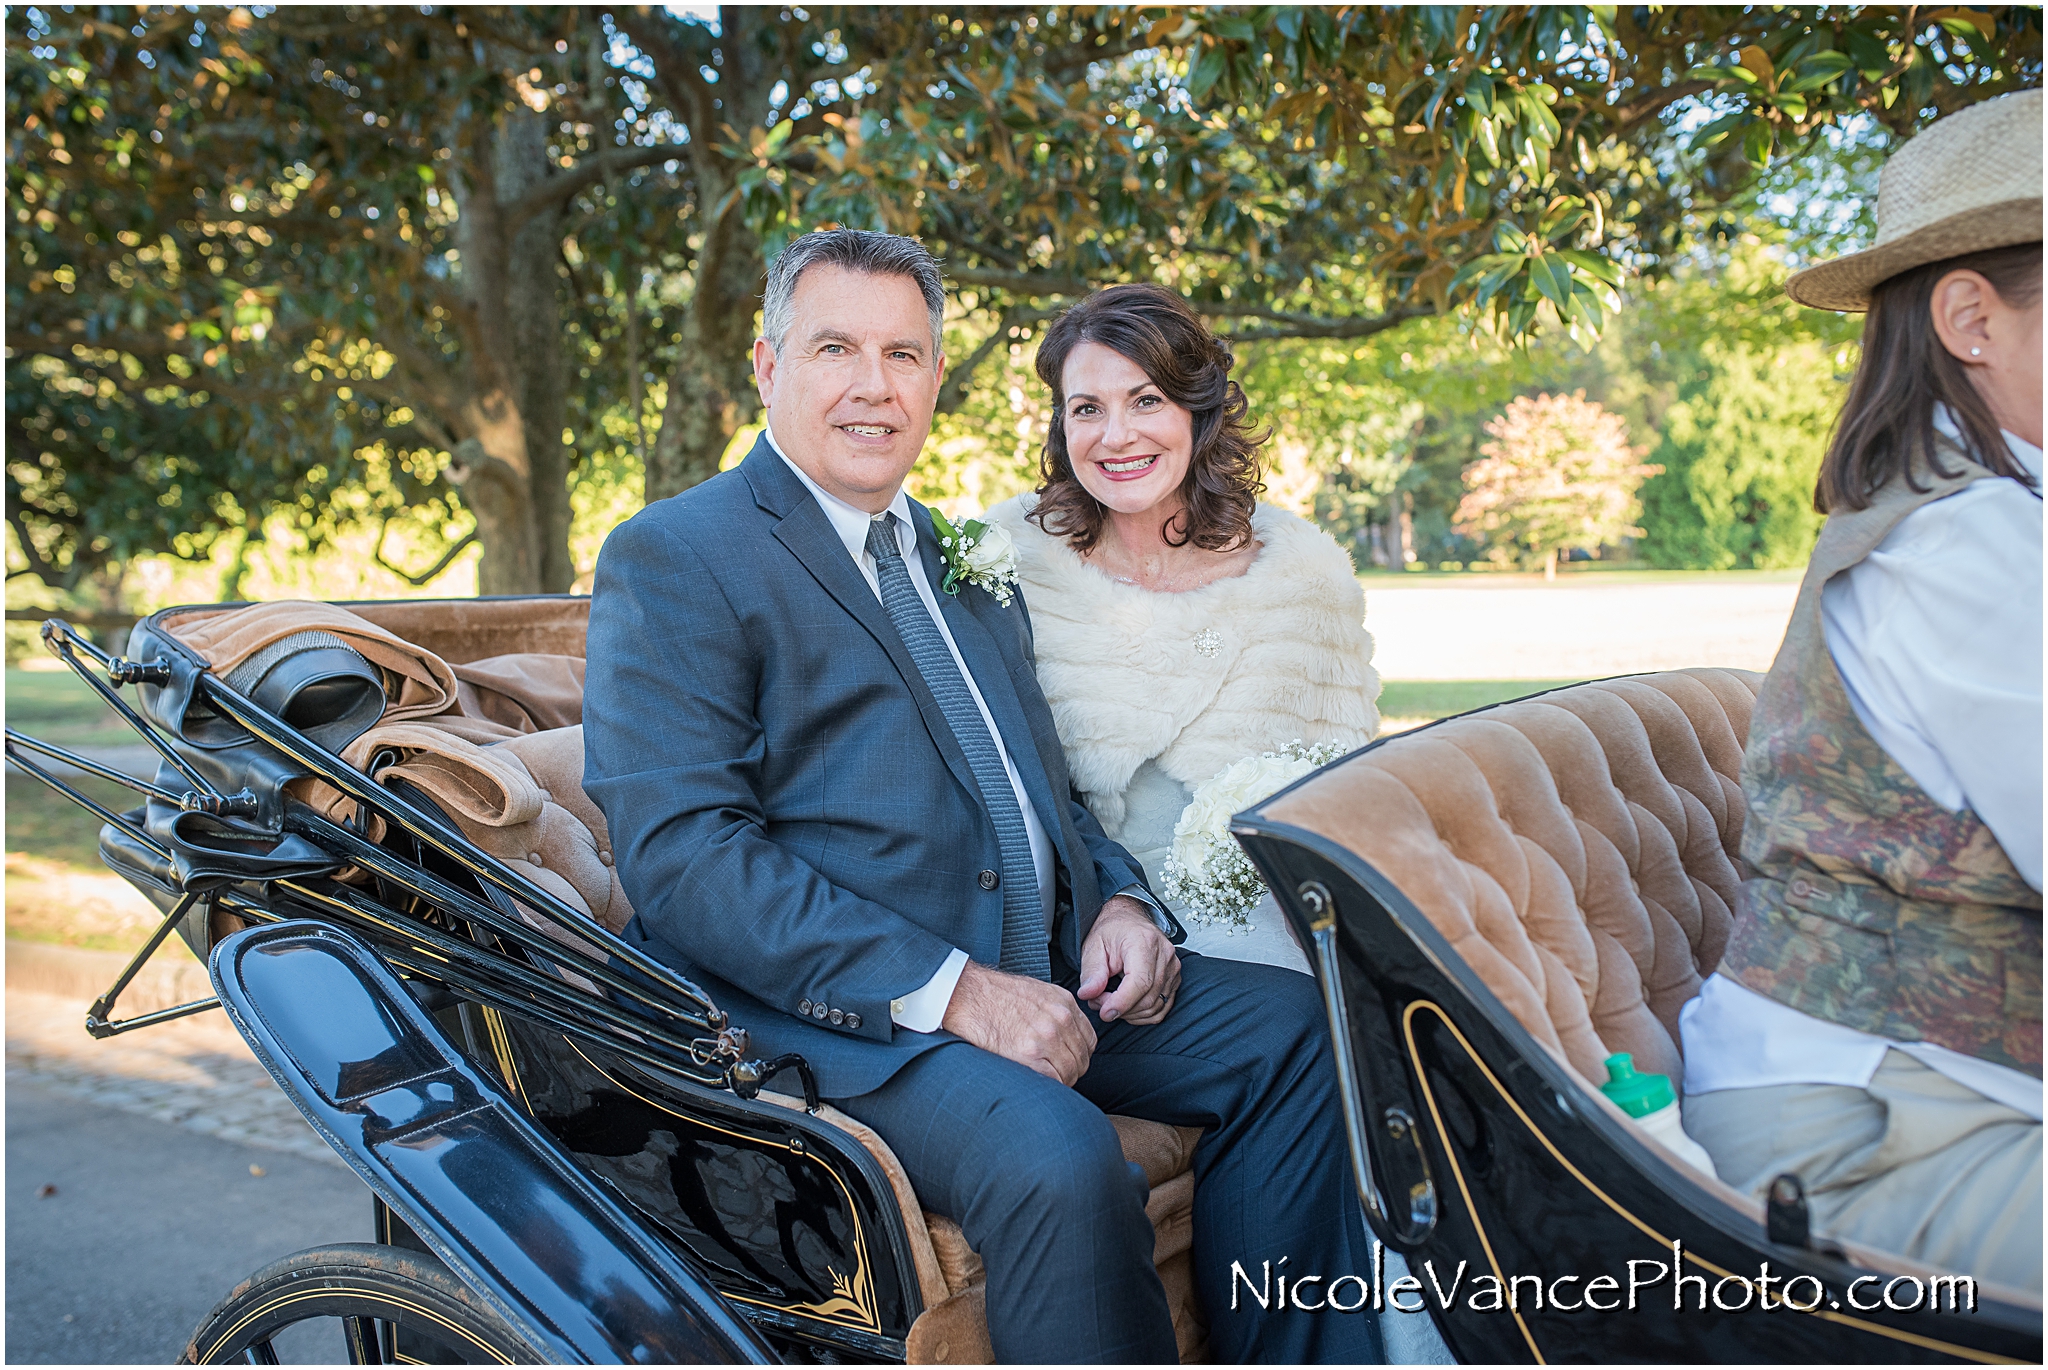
1544, 546, 1559, 581
496, 111, 576, 594
442, 111, 575, 596
644, 7, 773, 504
645, 180, 763, 501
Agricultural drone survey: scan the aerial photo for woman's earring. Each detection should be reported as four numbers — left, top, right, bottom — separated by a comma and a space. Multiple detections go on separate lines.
1970, 347, 1983, 357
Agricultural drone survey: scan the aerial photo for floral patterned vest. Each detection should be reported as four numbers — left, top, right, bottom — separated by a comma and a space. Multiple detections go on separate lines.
1723, 450, 2043, 1077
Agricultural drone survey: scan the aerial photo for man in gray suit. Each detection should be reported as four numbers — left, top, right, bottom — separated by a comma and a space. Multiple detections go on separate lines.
584, 230, 1381, 1362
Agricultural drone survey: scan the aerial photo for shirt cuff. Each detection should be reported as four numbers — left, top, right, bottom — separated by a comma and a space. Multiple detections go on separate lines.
1113, 884, 1175, 936
890, 947, 969, 1033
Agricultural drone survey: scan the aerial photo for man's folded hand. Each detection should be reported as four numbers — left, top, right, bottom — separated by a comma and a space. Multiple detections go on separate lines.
941, 960, 1098, 1085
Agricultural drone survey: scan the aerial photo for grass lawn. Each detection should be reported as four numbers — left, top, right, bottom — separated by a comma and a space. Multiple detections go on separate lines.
1378, 679, 1579, 728
6, 665, 140, 749
8, 771, 140, 869
6, 770, 176, 953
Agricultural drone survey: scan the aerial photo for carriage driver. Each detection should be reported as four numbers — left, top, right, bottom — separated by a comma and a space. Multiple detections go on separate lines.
1679, 89, 2043, 1294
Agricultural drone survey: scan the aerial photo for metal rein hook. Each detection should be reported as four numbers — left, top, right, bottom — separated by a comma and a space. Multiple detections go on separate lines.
729, 1053, 823, 1114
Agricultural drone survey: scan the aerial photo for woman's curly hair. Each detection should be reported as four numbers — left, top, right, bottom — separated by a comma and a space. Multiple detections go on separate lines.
1029, 284, 1266, 553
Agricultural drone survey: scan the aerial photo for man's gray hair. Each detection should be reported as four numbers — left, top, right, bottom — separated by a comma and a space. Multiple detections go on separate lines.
762, 229, 947, 359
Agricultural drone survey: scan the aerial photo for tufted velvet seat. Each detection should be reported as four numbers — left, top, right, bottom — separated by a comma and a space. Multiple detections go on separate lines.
1262, 667, 1764, 1087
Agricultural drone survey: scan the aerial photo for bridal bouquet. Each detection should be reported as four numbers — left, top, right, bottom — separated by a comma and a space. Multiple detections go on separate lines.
1158, 739, 1348, 931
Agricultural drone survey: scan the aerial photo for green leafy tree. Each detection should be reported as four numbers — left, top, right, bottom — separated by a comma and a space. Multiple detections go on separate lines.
1189, 6, 2038, 340
1456, 391, 1659, 578
1613, 243, 1863, 568
8, 5, 2036, 604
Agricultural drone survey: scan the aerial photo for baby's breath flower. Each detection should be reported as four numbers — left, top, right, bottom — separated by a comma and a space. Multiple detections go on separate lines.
1159, 740, 1347, 931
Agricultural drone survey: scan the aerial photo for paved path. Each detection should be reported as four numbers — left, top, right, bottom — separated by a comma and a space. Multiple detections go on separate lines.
7, 986, 341, 1163
6, 982, 367, 1362
6, 1079, 366, 1364
1364, 574, 1799, 682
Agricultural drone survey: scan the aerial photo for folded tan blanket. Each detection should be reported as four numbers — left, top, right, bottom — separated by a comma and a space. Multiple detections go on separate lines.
453, 654, 586, 734
173, 601, 461, 726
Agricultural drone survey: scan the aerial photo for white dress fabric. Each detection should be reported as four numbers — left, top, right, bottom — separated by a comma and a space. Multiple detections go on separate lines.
1682, 420, 2044, 1118
987, 496, 1383, 975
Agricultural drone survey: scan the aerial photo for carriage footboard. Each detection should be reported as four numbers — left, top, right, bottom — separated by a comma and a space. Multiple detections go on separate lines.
207, 919, 777, 1366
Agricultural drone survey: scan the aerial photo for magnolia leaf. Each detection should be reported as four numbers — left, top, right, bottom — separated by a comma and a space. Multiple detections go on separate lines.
1530, 254, 1572, 309
1743, 118, 1775, 168
1557, 249, 1622, 289
1929, 8, 1998, 43
1476, 114, 1501, 164
1446, 251, 1517, 296
1188, 43, 1228, 101
1465, 70, 1495, 117
1738, 44, 1775, 83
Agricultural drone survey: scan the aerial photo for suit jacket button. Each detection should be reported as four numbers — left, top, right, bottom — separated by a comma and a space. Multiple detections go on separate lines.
798, 999, 813, 1016
979, 870, 1000, 890
845, 1013, 861, 1030
829, 1009, 845, 1026
813, 1002, 829, 1020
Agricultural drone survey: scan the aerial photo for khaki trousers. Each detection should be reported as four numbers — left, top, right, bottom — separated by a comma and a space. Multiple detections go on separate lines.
1683, 1050, 2041, 1294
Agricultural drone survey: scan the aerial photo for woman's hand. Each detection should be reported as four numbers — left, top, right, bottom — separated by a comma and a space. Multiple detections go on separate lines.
1077, 895, 1181, 1026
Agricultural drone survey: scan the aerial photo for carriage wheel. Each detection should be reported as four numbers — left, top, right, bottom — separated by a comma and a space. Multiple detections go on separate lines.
178, 1243, 545, 1365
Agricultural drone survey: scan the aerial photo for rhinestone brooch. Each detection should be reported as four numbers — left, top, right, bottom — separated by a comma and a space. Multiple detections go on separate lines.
1193, 628, 1222, 658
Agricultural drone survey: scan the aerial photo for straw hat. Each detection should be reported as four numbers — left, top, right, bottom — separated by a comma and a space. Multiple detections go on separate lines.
1786, 87, 2043, 312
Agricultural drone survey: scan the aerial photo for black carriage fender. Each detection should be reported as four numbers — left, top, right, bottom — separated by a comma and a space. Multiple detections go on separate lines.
209, 919, 777, 1366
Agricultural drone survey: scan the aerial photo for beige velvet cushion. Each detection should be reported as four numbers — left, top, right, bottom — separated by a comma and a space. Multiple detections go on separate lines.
1263, 668, 1762, 1084
162, 596, 589, 671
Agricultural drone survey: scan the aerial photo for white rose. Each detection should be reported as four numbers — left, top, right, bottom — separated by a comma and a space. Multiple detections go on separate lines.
1169, 751, 1317, 879
962, 520, 1015, 576
1203, 754, 1315, 814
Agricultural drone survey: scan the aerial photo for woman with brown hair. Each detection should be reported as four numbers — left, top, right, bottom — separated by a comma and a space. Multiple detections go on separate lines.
1679, 88, 2042, 1292
986, 284, 1384, 975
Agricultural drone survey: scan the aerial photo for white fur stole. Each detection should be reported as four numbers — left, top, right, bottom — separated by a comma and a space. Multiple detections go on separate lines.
986, 496, 1382, 839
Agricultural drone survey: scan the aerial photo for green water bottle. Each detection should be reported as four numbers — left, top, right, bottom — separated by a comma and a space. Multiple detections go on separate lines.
1600, 1052, 1719, 1180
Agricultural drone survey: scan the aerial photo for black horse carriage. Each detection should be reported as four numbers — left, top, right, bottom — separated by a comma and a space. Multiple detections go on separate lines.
7, 595, 2040, 1364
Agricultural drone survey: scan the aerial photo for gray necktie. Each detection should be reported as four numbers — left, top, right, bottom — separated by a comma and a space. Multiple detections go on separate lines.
864, 513, 1051, 980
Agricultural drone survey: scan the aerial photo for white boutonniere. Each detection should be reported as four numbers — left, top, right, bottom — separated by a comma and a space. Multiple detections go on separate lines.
929, 508, 1019, 607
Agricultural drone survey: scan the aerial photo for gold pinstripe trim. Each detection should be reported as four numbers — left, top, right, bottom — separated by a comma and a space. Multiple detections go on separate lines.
198, 1283, 510, 1363
1401, 999, 2023, 1365
561, 1036, 884, 1332
1399, 1000, 1543, 1360
479, 1005, 535, 1114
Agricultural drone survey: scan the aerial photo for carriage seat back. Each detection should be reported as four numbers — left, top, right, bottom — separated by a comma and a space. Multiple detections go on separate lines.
1265, 668, 1763, 1086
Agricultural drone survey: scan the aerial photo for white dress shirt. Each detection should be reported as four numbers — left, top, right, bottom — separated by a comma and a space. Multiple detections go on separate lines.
1683, 416, 2044, 1120
768, 426, 1053, 1030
